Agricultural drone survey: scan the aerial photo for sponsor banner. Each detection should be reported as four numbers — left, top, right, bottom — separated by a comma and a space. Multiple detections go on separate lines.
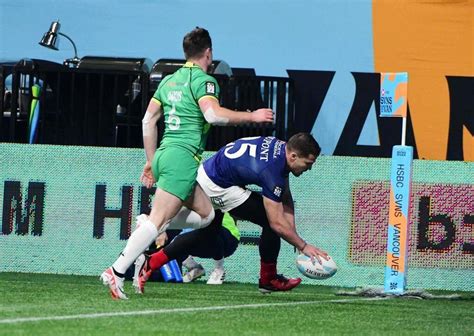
351, 182, 473, 269
384, 146, 413, 293
380, 72, 408, 118
1, 144, 472, 290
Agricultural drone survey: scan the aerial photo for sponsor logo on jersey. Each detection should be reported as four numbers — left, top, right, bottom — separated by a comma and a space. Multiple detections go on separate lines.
206, 82, 216, 95
273, 140, 284, 158
273, 186, 282, 197
167, 90, 182, 102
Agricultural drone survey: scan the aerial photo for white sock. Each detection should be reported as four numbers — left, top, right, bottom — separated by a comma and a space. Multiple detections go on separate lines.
183, 256, 200, 270
214, 258, 224, 269
168, 207, 214, 230
112, 219, 159, 274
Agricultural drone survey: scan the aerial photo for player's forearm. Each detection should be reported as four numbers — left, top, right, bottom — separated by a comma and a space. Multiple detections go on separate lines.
282, 201, 295, 229
282, 198, 295, 224
270, 219, 306, 251
282, 212, 295, 230
206, 105, 255, 125
218, 106, 257, 124
143, 134, 157, 162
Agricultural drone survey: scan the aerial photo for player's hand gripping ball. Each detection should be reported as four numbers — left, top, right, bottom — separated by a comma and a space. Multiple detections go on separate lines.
296, 254, 338, 279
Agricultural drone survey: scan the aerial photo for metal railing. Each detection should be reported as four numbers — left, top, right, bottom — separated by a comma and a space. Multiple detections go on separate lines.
205, 74, 293, 150
1, 59, 294, 150
1, 59, 149, 147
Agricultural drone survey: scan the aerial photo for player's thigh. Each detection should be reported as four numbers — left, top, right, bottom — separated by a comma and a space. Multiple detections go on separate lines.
153, 147, 199, 201
230, 192, 270, 229
183, 182, 213, 218
149, 188, 183, 225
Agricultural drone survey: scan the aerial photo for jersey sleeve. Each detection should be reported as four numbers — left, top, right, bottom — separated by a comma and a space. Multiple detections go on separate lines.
260, 167, 286, 202
193, 74, 220, 102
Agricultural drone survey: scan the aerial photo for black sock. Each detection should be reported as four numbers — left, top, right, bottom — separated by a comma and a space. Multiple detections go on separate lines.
112, 267, 125, 278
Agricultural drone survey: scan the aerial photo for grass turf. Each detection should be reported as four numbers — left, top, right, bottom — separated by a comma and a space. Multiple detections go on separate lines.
0, 273, 472, 336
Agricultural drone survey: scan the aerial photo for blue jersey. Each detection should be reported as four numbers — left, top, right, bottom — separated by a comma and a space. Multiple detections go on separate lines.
203, 136, 288, 202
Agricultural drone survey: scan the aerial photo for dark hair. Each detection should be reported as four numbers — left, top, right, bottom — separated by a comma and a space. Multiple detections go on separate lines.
183, 27, 212, 59
287, 132, 321, 158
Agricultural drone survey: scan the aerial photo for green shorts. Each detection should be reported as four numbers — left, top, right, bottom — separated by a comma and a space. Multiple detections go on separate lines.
152, 146, 200, 201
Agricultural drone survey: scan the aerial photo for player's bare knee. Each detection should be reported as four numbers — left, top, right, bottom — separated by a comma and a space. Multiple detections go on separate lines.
195, 207, 215, 229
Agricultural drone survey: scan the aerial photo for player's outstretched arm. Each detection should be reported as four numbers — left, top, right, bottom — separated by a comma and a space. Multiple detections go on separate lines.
281, 178, 295, 226
199, 97, 273, 125
263, 196, 329, 263
263, 196, 307, 250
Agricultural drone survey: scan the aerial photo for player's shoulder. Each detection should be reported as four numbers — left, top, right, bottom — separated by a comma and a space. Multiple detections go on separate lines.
236, 135, 270, 143
265, 139, 287, 172
192, 72, 219, 98
190, 67, 215, 81
249, 135, 281, 149
157, 73, 175, 90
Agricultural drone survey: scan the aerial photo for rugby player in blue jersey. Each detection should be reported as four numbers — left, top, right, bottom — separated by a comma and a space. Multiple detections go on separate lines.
137, 132, 328, 293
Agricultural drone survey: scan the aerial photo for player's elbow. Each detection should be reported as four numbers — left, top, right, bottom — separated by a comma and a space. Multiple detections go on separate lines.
142, 111, 158, 137
203, 107, 229, 126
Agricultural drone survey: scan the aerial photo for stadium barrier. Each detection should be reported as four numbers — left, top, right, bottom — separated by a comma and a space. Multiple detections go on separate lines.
0, 143, 472, 290
0, 59, 291, 150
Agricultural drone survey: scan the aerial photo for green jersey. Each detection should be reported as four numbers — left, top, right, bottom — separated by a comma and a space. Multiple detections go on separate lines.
153, 62, 220, 155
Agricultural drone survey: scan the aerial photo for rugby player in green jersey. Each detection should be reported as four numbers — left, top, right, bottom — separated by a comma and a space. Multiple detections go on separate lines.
101, 27, 273, 299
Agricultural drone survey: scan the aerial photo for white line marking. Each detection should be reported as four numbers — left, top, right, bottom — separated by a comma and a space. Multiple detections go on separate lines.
0, 297, 386, 324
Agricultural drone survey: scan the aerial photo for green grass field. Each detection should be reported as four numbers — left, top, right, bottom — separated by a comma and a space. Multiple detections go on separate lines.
0, 273, 472, 336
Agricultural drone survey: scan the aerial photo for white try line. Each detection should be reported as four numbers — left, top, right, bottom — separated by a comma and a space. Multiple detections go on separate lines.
0, 297, 386, 324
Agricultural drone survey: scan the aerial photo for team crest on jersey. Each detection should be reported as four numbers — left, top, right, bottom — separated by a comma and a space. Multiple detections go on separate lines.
206, 82, 216, 94
273, 186, 282, 197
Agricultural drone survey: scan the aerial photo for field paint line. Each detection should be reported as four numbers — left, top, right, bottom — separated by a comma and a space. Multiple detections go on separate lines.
0, 297, 387, 324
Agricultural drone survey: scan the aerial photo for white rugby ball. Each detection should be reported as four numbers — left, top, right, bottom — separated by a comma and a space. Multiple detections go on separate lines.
296, 254, 338, 279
